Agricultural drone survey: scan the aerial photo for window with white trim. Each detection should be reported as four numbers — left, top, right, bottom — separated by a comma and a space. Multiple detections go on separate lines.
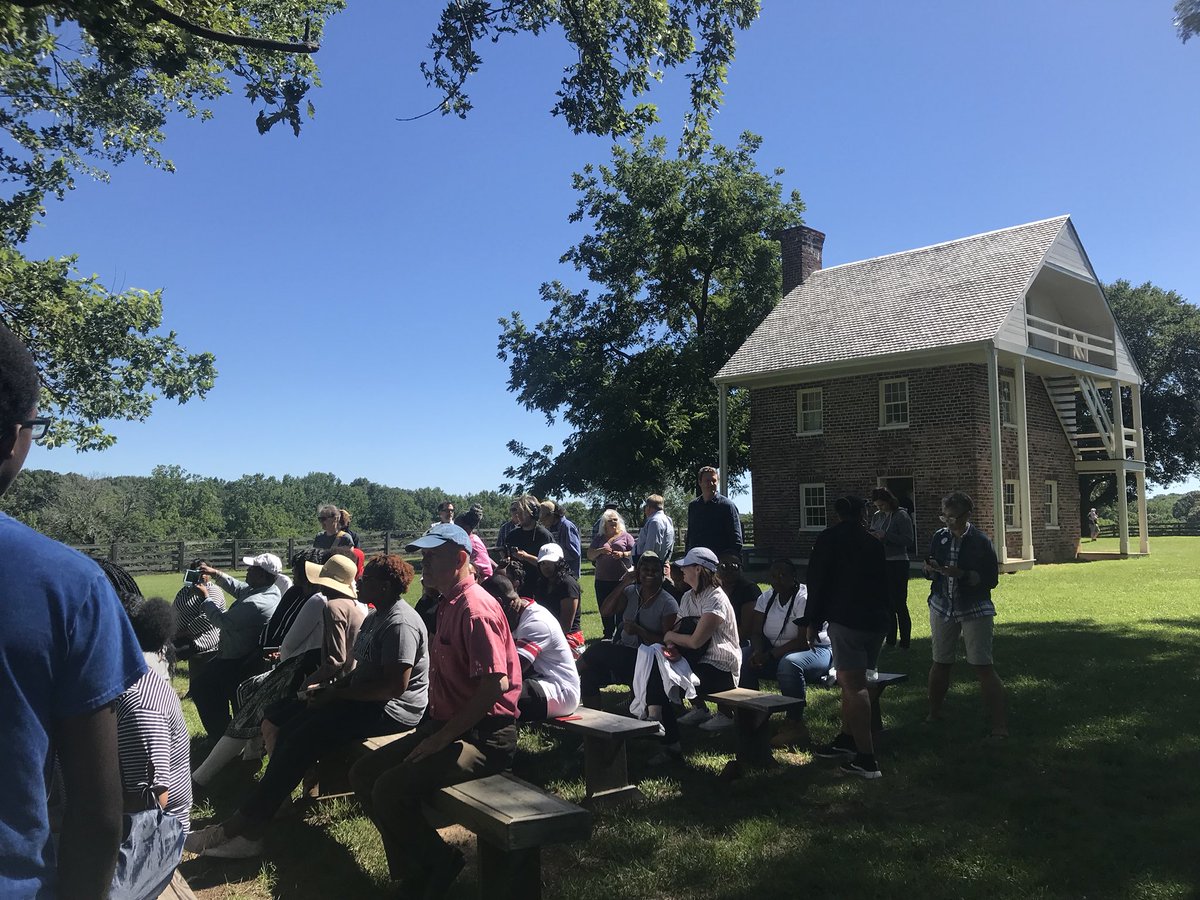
796, 387, 823, 435
1044, 480, 1059, 528
799, 484, 827, 531
879, 378, 909, 428
1003, 479, 1022, 530
999, 375, 1015, 427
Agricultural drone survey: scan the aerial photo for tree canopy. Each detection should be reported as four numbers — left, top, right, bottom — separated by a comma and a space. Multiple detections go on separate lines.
497, 132, 803, 501
1176, 0, 1200, 42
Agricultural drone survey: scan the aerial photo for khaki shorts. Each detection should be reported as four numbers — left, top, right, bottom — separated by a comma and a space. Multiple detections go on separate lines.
929, 610, 995, 666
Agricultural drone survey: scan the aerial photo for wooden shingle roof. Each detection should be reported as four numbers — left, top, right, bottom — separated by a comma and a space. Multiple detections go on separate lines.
717, 215, 1071, 383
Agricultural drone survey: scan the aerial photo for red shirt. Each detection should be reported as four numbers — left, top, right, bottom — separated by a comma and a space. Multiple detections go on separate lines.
430, 579, 522, 721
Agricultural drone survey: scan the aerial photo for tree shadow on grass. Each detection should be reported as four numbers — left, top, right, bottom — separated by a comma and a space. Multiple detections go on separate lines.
533, 621, 1200, 900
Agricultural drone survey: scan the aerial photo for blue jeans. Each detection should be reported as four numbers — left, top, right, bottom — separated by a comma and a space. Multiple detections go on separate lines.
739, 643, 833, 720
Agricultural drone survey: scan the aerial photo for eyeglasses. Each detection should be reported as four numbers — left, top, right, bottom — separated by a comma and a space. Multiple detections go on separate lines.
20, 417, 51, 442
318, 514, 334, 521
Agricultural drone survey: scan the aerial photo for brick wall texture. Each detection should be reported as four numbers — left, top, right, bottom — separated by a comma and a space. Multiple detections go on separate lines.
749, 362, 1081, 563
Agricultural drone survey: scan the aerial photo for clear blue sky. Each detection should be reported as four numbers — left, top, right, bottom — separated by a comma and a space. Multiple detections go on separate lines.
22, 1, 1200, 504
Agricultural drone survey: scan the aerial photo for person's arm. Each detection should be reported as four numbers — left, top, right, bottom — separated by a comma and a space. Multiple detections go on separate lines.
565, 522, 582, 572
665, 610, 722, 649
405, 672, 507, 763
315, 660, 411, 704
747, 606, 769, 657
56, 704, 124, 899
685, 503, 697, 551
884, 510, 915, 550
728, 500, 744, 555
558, 590, 579, 636
599, 572, 636, 617
279, 594, 324, 660
586, 536, 611, 562
310, 600, 355, 683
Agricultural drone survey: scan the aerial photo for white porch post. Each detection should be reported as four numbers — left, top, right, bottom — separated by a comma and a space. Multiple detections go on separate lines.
986, 345, 1008, 562
1111, 380, 1129, 555
1014, 356, 1033, 560
1131, 385, 1149, 554
717, 383, 729, 497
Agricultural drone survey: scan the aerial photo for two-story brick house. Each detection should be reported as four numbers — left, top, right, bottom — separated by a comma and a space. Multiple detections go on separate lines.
713, 215, 1149, 568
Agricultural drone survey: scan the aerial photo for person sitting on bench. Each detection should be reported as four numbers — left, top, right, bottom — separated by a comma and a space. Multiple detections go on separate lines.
577, 552, 679, 708
740, 559, 832, 749
482, 569, 580, 721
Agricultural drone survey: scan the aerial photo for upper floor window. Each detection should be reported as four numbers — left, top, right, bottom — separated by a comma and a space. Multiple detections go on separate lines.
999, 375, 1015, 427
879, 378, 909, 429
796, 387, 823, 435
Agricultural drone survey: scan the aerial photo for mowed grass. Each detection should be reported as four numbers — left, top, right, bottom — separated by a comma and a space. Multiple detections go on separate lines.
138, 540, 1200, 900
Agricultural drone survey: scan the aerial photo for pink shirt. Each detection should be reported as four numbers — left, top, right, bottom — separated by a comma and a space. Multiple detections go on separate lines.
468, 532, 494, 579
430, 579, 521, 721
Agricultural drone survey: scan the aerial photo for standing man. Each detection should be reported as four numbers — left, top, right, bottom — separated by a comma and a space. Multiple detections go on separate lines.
0, 325, 146, 898
348, 524, 522, 898
925, 491, 1007, 738
191, 554, 283, 739
435, 500, 455, 525
634, 494, 675, 565
538, 499, 582, 579
802, 495, 890, 779
685, 466, 743, 558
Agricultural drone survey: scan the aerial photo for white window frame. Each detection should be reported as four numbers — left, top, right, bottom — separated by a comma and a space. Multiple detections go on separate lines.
1003, 479, 1022, 531
799, 483, 827, 531
796, 387, 823, 436
1044, 480, 1059, 529
999, 375, 1016, 428
878, 378, 910, 429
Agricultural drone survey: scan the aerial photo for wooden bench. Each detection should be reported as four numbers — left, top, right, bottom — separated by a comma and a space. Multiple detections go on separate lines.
818, 672, 910, 733
705, 688, 806, 770
425, 772, 591, 900
543, 707, 660, 805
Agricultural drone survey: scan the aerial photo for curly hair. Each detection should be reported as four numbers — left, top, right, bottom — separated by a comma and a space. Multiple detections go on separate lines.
455, 507, 482, 533
94, 558, 142, 598
119, 593, 176, 652
363, 554, 415, 595
0, 324, 39, 431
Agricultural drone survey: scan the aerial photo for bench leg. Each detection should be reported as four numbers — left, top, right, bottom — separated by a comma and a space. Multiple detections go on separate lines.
479, 840, 542, 900
582, 736, 640, 805
868, 683, 890, 734
733, 708, 775, 769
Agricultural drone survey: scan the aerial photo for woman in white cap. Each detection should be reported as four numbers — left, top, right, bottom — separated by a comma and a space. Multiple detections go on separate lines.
645, 546, 742, 762
533, 543, 584, 656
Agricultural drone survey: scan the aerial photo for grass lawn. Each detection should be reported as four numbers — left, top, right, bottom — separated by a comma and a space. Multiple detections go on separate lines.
139, 540, 1200, 899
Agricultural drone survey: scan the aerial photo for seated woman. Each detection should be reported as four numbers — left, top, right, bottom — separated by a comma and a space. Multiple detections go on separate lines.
187, 554, 428, 860
647, 547, 742, 762
577, 552, 678, 707
533, 543, 584, 657
740, 558, 832, 749
482, 571, 580, 720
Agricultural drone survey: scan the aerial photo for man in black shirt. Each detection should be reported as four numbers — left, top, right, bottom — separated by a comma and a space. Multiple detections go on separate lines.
503, 496, 555, 598
685, 466, 743, 557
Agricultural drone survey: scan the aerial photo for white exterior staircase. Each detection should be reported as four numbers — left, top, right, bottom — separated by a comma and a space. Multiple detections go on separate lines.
1042, 374, 1119, 460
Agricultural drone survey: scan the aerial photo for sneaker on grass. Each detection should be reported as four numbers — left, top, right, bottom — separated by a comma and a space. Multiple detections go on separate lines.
840, 754, 883, 780
811, 733, 857, 758
698, 712, 734, 732
677, 706, 712, 726
200, 834, 264, 859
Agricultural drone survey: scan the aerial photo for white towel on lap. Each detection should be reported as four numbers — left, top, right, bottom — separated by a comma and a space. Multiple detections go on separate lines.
629, 643, 700, 720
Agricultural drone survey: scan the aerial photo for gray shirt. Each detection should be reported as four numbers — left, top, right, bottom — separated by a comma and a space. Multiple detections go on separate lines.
870, 508, 915, 561
615, 586, 680, 649
351, 601, 429, 727
202, 574, 281, 661
634, 509, 676, 562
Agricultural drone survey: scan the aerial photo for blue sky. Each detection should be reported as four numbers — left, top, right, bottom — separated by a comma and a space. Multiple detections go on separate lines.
22, 1, 1200, 504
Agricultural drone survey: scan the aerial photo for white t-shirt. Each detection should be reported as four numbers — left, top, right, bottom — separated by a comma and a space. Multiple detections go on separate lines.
513, 601, 581, 717
678, 586, 741, 680
755, 586, 830, 649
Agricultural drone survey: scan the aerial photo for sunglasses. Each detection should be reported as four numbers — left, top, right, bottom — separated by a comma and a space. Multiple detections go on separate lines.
20, 417, 51, 442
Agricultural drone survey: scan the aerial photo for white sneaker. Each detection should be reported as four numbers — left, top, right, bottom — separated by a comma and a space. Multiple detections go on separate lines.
201, 834, 264, 859
677, 707, 712, 726
183, 824, 226, 854
699, 713, 734, 731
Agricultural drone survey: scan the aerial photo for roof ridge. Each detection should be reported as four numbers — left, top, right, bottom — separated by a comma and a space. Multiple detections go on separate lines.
812, 214, 1070, 277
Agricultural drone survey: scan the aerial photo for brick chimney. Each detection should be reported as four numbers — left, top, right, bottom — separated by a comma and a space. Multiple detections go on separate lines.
779, 225, 825, 296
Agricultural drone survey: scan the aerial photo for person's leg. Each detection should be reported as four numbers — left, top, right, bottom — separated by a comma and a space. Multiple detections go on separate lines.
776, 648, 829, 721
192, 736, 249, 787
517, 679, 550, 722
595, 579, 620, 640
192, 658, 239, 739
644, 667, 678, 745
927, 610, 960, 721
962, 617, 1007, 735
349, 728, 428, 878
890, 561, 912, 647
364, 724, 516, 884
837, 668, 874, 756
738, 642, 762, 689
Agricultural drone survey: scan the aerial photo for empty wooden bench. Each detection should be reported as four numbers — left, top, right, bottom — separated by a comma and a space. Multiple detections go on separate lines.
705, 688, 805, 770
543, 707, 660, 805
426, 772, 591, 900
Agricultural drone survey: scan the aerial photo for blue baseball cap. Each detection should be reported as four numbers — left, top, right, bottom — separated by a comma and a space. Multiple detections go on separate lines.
405, 523, 474, 555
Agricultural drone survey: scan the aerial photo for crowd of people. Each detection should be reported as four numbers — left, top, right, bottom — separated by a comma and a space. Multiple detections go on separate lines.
0, 322, 1009, 898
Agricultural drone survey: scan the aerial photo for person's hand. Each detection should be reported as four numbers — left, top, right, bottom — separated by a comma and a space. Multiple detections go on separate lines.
405, 730, 451, 764
619, 569, 636, 586
198, 564, 220, 577
869, 529, 885, 541
662, 643, 681, 662
749, 651, 767, 669
941, 564, 965, 578
264, 650, 280, 662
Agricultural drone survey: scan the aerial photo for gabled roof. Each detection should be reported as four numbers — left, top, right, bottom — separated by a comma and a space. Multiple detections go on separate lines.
717, 215, 1071, 383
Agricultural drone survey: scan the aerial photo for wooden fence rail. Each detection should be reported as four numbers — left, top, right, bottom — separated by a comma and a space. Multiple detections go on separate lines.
1097, 522, 1199, 538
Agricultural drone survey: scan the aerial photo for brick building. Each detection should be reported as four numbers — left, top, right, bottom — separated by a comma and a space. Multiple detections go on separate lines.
713, 215, 1149, 568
